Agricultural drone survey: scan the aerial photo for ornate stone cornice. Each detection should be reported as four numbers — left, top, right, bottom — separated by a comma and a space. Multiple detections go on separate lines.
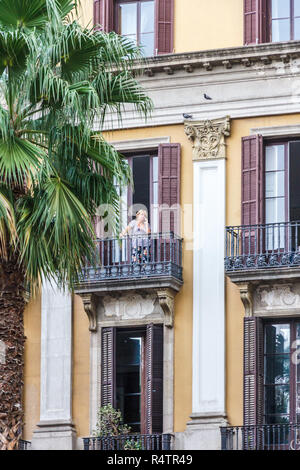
79, 293, 98, 332
184, 116, 231, 161
130, 40, 300, 77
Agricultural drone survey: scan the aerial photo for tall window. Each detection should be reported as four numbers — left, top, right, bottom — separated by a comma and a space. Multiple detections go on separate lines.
271, 0, 300, 42
264, 141, 300, 246
264, 320, 300, 426
118, 153, 159, 233
116, 329, 145, 432
116, 0, 155, 56
101, 325, 164, 434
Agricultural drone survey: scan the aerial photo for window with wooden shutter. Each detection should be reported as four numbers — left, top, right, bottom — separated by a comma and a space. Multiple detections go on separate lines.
101, 325, 164, 434
158, 143, 181, 234
93, 0, 114, 32
155, 0, 174, 54
145, 324, 164, 434
241, 135, 263, 256
241, 135, 263, 226
101, 327, 116, 407
244, 0, 269, 44
243, 316, 264, 428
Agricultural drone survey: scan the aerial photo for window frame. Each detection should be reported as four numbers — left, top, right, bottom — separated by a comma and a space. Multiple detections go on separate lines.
263, 318, 299, 425
116, 326, 146, 433
114, 0, 155, 55
120, 151, 158, 228
270, 0, 300, 42
263, 140, 289, 226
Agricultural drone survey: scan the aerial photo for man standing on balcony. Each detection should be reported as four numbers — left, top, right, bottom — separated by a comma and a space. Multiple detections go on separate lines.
120, 210, 151, 264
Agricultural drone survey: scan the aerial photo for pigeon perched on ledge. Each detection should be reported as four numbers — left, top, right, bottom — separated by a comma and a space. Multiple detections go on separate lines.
204, 93, 213, 100
183, 113, 193, 119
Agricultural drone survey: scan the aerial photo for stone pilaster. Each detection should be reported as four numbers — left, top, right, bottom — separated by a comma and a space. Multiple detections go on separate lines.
181, 116, 230, 450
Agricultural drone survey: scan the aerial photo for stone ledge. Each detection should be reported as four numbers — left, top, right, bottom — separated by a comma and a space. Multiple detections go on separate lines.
74, 275, 183, 295
226, 266, 300, 284
131, 40, 300, 76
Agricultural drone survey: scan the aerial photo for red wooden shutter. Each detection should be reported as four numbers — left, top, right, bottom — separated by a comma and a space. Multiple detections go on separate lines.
101, 327, 116, 407
244, 317, 264, 428
93, 0, 114, 32
244, 0, 258, 44
145, 324, 164, 434
241, 135, 263, 226
93, 0, 102, 27
259, 0, 269, 44
158, 143, 181, 234
244, 0, 269, 45
155, 0, 174, 55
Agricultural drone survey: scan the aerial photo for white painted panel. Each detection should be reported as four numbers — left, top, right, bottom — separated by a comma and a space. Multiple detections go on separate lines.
40, 280, 72, 422
192, 159, 225, 415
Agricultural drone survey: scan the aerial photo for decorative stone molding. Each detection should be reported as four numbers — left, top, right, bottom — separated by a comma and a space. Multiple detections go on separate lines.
79, 293, 98, 332
184, 116, 231, 161
157, 288, 175, 328
239, 283, 253, 317
253, 282, 300, 317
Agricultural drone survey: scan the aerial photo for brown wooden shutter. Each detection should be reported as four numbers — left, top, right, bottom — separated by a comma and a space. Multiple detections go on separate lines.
158, 143, 181, 234
155, 0, 174, 55
244, 0, 269, 45
93, 0, 114, 32
241, 135, 263, 226
244, 0, 258, 44
101, 327, 116, 407
259, 0, 269, 44
243, 316, 264, 427
145, 324, 163, 434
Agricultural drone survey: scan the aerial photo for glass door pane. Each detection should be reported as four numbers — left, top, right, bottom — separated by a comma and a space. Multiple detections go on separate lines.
116, 330, 143, 432
264, 324, 291, 426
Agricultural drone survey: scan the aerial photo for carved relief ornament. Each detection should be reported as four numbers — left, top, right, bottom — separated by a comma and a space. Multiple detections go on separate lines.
79, 293, 98, 332
184, 116, 231, 161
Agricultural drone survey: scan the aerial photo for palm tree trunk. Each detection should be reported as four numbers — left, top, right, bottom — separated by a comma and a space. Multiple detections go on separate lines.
0, 258, 25, 450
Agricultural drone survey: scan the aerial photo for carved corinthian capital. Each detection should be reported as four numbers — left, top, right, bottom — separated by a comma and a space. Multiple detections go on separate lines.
184, 116, 231, 161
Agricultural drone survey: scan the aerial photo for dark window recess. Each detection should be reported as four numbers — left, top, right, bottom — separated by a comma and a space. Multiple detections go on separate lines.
132, 155, 150, 217
289, 141, 300, 222
101, 325, 164, 434
116, 329, 144, 432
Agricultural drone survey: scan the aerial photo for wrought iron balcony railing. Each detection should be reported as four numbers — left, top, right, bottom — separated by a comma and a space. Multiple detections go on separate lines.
221, 424, 300, 450
225, 221, 300, 272
18, 439, 31, 450
78, 232, 183, 287
83, 433, 173, 450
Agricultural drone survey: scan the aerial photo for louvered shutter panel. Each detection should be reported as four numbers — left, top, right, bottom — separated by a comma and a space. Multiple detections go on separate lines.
244, 0, 258, 44
101, 327, 116, 407
145, 324, 164, 434
244, 317, 264, 429
158, 143, 181, 234
244, 0, 269, 45
241, 135, 263, 256
93, 0, 102, 27
241, 135, 263, 226
155, 0, 174, 55
93, 0, 114, 32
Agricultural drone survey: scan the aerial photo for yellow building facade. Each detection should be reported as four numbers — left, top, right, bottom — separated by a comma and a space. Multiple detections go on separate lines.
23, 0, 300, 450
